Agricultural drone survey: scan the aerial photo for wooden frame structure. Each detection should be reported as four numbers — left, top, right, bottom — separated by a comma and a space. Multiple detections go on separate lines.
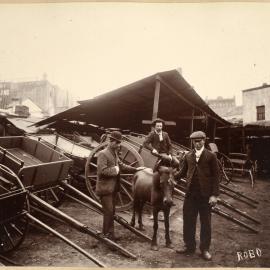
32, 69, 230, 148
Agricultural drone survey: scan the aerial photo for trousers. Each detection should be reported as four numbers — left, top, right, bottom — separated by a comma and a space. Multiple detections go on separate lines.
100, 192, 117, 237
183, 193, 212, 251
157, 153, 180, 167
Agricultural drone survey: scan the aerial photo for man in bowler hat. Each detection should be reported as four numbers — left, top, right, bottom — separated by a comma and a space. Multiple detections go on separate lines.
143, 118, 179, 168
175, 131, 219, 260
96, 131, 145, 240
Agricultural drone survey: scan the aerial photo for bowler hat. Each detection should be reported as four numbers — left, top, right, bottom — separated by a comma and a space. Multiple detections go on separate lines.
190, 131, 206, 140
108, 131, 122, 142
152, 118, 165, 126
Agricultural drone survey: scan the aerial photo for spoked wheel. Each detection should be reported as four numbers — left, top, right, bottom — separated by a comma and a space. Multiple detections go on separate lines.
217, 152, 234, 184
85, 141, 144, 211
0, 164, 29, 254
33, 185, 66, 207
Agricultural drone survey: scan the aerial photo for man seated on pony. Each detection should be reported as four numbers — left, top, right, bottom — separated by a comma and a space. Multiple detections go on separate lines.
143, 118, 179, 168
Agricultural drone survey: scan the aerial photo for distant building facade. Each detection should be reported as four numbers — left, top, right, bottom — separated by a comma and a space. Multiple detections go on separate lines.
8, 98, 44, 118
0, 74, 75, 117
205, 96, 236, 117
222, 105, 243, 124
242, 83, 270, 125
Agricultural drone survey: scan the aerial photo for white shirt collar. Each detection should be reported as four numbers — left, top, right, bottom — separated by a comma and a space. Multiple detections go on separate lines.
195, 145, 204, 157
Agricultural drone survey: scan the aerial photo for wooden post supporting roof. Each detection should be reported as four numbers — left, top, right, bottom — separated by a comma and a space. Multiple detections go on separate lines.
227, 127, 231, 154
212, 121, 216, 143
152, 78, 161, 121
204, 114, 209, 140
190, 108, 195, 148
142, 76, 176, 129
242, 127, 246, 153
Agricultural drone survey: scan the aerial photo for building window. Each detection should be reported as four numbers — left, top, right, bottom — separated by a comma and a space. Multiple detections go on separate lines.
256, 105, 265, 121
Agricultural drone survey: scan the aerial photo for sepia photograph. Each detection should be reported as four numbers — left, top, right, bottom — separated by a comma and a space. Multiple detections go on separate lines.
0, 2, 269, 267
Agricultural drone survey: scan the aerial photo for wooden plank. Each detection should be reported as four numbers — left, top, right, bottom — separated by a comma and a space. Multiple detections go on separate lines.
142, 120, 176, 126
177, 115, 205, 120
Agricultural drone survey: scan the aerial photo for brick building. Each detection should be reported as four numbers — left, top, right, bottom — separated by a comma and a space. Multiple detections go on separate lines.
0, 74, 74, 117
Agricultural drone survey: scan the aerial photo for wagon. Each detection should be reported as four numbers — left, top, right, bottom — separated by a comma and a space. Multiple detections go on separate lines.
0, 136, 140, 265
0, 164, 29, 254
0, 136, 73, 254
0, 136, 73, 204
227, 152, 255, 188
31, 133, 94, 179
0, 134, 151, 262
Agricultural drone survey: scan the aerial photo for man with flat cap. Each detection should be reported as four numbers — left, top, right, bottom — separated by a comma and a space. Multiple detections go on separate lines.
143, 118, 179, 168
175, 131, 219, 260
96, 131, 145, 240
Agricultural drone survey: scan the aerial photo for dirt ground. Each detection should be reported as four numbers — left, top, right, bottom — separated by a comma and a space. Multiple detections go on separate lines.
5, 174, 270, 268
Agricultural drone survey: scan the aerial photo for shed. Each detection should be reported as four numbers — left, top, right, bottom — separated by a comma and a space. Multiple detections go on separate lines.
33, 69, 230, 146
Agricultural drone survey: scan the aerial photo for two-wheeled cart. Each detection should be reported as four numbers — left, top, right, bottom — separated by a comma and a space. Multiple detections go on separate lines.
0, 136, 139, 266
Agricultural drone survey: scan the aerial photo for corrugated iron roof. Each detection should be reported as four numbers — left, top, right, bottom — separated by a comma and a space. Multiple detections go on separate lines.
244, 120, 270, 127
7, 117, 41, 133
33, 69, 230, 131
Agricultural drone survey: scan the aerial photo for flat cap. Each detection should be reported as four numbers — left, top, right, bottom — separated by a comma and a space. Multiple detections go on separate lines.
190, 131, 206, 139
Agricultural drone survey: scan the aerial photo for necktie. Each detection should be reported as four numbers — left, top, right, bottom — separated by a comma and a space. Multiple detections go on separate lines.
157, 132, 163, 141
195, 152, 200, 162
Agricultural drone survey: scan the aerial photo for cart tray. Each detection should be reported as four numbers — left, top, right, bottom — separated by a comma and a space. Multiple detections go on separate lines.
7, 148, 42, 166
32, 134, 92, 159
0, 136, 73, 190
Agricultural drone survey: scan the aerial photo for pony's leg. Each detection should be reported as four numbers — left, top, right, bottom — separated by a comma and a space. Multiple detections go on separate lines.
164, 208, 173, 248
138, 201, 145, 231
151, 208, 159, 251
130, 200, 136, 227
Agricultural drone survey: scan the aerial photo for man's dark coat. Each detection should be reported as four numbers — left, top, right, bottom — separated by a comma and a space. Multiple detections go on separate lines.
143, 131, 173, 155
96, 147, 137, 196
178, 148, 219, 197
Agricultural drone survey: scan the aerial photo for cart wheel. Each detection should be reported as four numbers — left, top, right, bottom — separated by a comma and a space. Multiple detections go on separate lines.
0, 165, 29, 254
85, 141, 144, 211
34, 185, 65, 208
217, 152, 234, 184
